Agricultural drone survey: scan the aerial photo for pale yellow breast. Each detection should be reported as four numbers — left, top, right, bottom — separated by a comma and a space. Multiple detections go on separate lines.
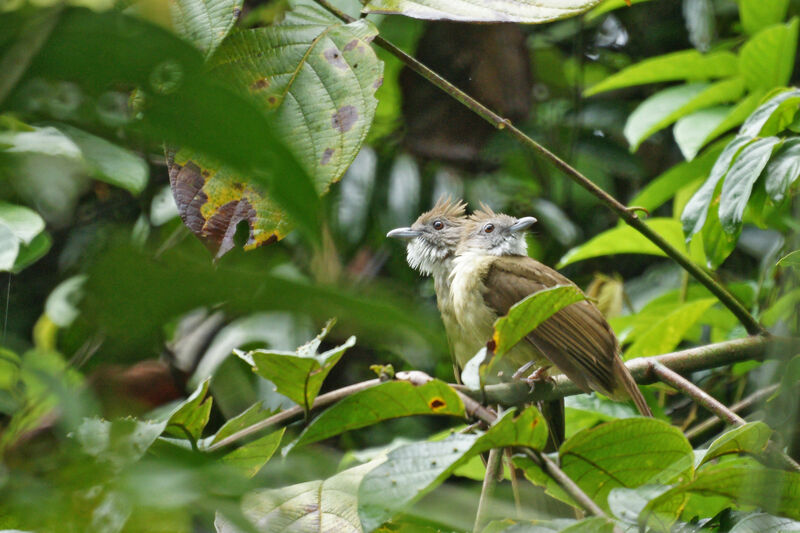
450, 254, 498, 368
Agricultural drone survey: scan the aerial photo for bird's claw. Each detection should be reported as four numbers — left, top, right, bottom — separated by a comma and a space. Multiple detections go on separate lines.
523, 366, 554, 393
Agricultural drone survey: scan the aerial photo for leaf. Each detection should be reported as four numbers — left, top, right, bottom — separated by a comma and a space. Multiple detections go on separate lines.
701, 192, 738, 269
166, 379, 213, 441
0, 202, 48, 272
558, 218, 688, 268
764, 137, 800, 202
739, 88, 800, 137
11, 231, 52, 273
361, 0, 604, 23
585, 0, 654, 22
0, 201, 45, 244
624, 299, 716, 358
585, 49, 738, 96
211, 402, 275, 446
640, 461, 800, 530
74, 417, 168, 471
169, 0, 243, 57
681, 135, 753, 239
697, 422, 772, 467
718, 136, 781, 234
0, 223, 21, 272
358, 407, 548, 531
729, 512, 800, 532
739, 0, 789, 35
492, 285, 587, 357
215, 461, 377, 533
287, 379, 464, 452
739, 19, 798, 91
777, 250, 800, 268
557, 418, 694, 512
608, 485, 671, 525
248, 335, 355, 410
674, 106, 732, 161
222, 428, 285, 478
44, 275, 87, 328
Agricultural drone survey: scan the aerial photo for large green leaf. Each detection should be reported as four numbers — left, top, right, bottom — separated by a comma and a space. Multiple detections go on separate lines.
739, 19, 798, 91
169, 0, 243, 57
361, 0, 603, 23
216, 461, 377, 533
623, 299, 716, 359
739, 88, 800, 137
697, 422, 772, 467
358, 407, 548, 531
585, 50, 738, 96
222, 427, 285, 478
0, 202, 48, 272
674, 106, 732, 161
729, 513, 800, 532
492, 285, 587, 357
0, 201, 45, 244
558, 218, 688, 268
764, 137, 800, 202
739, 0, 789, 35
288, 379, 464, 452
718, 136, 781, 234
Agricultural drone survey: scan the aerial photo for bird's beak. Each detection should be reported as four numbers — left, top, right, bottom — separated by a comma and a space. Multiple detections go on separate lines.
508, 216, 537, 233
386, 227, 422, 239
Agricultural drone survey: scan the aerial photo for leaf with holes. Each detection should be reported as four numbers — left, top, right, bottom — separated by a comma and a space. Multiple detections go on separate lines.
361, 0, 603, 23
287, 379, 464, 453
169, 0, 243, 57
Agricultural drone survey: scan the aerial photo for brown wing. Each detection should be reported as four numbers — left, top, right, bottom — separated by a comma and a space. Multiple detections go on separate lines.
482, 255, 618, 396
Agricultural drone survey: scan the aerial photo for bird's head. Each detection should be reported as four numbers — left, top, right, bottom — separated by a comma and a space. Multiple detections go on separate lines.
457, 204, 537, 257
387, 196, 467, 276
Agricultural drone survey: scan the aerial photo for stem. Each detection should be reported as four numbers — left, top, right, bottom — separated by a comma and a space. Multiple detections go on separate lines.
474, 447, 503, 533
685, 384, 780, 440
311, 0, 765, 335
651, 361, 800, 472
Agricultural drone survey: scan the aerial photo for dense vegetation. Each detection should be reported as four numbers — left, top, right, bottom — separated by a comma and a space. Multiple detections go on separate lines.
1, 0, 799, 531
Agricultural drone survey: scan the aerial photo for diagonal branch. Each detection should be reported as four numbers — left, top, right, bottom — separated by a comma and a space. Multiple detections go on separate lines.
310, 0, 764, 336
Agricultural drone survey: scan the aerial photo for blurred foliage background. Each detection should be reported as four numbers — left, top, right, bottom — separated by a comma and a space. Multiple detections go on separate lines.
1, 0, 800, 531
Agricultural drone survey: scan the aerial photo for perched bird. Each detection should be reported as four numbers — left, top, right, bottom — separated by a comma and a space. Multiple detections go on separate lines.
386, 197, 468, 380
450, 206, 652, 418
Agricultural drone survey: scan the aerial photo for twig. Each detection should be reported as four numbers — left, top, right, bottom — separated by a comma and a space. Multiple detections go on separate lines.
650, 361, 800, 472
460, 336, 798, 405
309, 0, 765, 336
206, 378, 381, 451
474, 447, 503, 533
685, 383, 780, 440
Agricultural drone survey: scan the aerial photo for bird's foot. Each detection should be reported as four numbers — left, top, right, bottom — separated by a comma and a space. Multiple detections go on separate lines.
523, 366, 554, 392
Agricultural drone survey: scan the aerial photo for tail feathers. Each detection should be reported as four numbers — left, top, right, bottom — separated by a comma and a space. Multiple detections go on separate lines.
613, 357, 652, 417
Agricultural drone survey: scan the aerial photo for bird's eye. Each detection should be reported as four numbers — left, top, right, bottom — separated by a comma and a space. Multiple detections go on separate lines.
484, 223, 494, 233
432, 220, 444, 230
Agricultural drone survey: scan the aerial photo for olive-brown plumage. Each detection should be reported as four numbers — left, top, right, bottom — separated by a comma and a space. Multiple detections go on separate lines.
451, 206, 652, 417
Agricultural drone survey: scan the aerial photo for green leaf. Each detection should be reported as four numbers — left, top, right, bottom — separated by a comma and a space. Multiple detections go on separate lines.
358, 407, 548, 531
624, 299, 716, 359
640, 461, 800, 530
739, 19, 798, 91
719, 136, 781, 234
625, 79, 745, 151
701, 192, 739, 269
761, 288, 800, 326
674, 106, 732, 161
0, 201, 45, 244
565, 394, 639, 440
169, 0, 243, 57
288, 379, 464, 452
557, 418, 694, 512
166, 379, 213, 441
11, 231, 52, 273
248, 334, 355, 410
777, 250, 800, 268
211, 402, 275, 446
729, 512, 800, 532
739, 0, 789, 35
739, 88, 800, 137
585, 0, 654, 22
687, 90, 765, 154
222, 428, 285, 478
0, 223, 20, 272
216, 461, 377, 533
585, 50, 738, 96
55, 124, 149, 195
558, 218, 688, 268
361, 0, 604, 23
74, 417, 168, 471
629, 143, 724, 211
764, 137, 800, 202
492, 285, 587, 357
624, 83, 708, 151
44, 275, 86, 328
698, 422, 772, 467
681, 135, 753, 239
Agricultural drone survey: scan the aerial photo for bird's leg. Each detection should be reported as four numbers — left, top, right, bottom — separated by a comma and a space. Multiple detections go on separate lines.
511, 360, 536, 380
524, 365, 554, 392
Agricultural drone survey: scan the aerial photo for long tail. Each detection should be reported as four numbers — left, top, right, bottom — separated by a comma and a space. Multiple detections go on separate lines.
613, 357, 652, 417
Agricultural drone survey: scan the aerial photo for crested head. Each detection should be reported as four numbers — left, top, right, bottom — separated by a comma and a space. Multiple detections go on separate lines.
456, 204, 536, 257
387, 196, 467, 276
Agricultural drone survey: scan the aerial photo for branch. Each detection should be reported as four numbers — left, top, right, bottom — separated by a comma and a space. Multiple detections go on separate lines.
474, 447, 503, 533
685, 384, 780, 440
310, 0, 764, 336
460, 336, 799, 405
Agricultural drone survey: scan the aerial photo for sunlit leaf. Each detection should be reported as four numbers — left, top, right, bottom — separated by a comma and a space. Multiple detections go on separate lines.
222, 427, 285, 478
361, 0, 603, 23
674, 106, 732, 161
738, 88, 800, 137
739, 0, 789, 35
492, 285, 586, 357
697, 422, 772, 467
585, 50, 738, 96
624, 299, 716, 358
169, 0, 243, 57
739, 19, 798, 91
358, 407, 548, 531
0, 201, 45, 244
764, 138, 800, 202
288, 379, 464, 452
0, 223, 20, 272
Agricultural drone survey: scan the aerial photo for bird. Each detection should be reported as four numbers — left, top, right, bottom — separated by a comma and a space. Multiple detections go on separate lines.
386, 196, 469, 381
449, 205, 652, 419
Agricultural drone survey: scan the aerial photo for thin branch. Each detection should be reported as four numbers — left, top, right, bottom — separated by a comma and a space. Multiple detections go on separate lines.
474, 447, 503, 533
685, 384, 780, 440
310, 0, 764, 336
651, 361, 800, 472
461, 336, 798, 406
